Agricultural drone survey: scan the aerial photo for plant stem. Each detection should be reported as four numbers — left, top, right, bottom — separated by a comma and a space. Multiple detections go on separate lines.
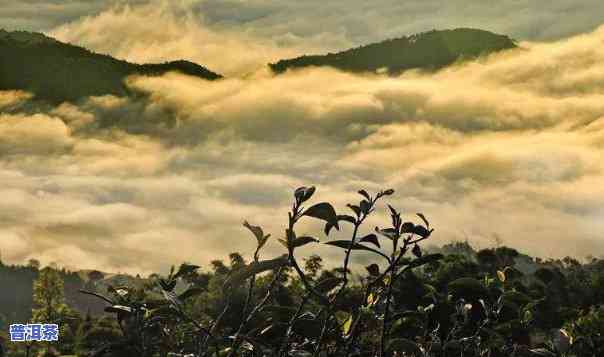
226, 274, 257, 357
380, 256, 397, 356
278, 294, 310, 356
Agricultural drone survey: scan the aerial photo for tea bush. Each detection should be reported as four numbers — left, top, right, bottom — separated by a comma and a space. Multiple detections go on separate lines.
6, 187, 598, 356
76, 187, 582, 357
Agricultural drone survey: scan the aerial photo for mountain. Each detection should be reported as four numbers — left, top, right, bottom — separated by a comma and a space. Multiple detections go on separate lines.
0, 30, 222, 103
1, 28, 516, 103
269, 28, 516, 75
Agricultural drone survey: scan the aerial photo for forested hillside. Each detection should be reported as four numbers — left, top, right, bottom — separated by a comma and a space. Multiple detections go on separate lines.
0, 30, 222, 103
269, 28, 516, 74
0, 28, 517, 105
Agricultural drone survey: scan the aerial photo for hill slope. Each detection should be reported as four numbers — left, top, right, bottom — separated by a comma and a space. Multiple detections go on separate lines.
0, 30, 222, 103
269, 28, 516, 74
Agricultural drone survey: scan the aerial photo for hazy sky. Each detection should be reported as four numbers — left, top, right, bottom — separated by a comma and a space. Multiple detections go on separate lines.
1, 0, 604, 275
3, 0, 604, 41
5, 0, 604, 73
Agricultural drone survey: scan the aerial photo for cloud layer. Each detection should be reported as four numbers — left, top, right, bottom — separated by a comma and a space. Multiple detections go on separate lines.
6, 0, 604, 41
42, 0, 604, 75
1, 22, 604, 275
49, 1, 322, 75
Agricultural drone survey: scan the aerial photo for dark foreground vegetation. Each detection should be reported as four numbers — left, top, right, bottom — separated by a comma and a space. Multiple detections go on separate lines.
2, 187, 604, 357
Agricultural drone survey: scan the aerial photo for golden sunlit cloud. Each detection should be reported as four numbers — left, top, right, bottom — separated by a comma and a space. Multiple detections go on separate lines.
1, 22, 604, 274
49, 1, 341, 76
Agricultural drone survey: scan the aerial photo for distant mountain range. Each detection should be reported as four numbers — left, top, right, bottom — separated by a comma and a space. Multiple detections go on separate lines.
0, 28, 516, 104
0, 29, 222, 103
269, 28, 516, 74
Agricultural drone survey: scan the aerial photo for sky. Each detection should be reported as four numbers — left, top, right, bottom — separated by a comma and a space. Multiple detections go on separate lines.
1, 0, 604, 275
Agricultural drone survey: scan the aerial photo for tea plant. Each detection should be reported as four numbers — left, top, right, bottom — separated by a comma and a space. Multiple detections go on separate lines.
79, 187, 571, 357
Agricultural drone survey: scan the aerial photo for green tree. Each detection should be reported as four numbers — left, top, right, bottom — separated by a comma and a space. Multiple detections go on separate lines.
27, 259, 40, 271
31, 267, 77, 356
31, 267, 68, 324
565, 306, 604, 356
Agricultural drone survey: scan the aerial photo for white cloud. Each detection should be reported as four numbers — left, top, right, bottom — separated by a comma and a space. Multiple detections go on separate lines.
49, 1, 326, 75
45, 0, 604, 76
1, 22, 604, 274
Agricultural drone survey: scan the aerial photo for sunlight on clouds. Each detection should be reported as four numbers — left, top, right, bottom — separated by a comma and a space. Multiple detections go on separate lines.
0, 113, 74, 155
49, 1, 326, 76
1, 24, 604, 273
0, 90, 32, 110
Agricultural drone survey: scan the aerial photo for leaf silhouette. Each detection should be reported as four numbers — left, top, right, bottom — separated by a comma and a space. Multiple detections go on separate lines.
358, 189, 371, 200
416, 213, 430, 228
173, 263, 200, 280
375, 227, 398, 240
243, 221, 270, 249
303, 202, 339, 229
292, 236, 319, 248
412, 244, 422, 258
325, 240, 390, 261
381, 188, 395, 196
294, 186, 316, 204
359, 234, 380, 248
224, 255, 289, 288
366, 264, 380, 276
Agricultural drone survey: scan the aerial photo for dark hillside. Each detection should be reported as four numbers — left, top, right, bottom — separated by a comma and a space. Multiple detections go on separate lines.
0, 30, 222, 103
270, 28, 516, 74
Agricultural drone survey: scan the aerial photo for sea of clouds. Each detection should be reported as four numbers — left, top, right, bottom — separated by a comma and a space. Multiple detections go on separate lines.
0, 1, 603, 275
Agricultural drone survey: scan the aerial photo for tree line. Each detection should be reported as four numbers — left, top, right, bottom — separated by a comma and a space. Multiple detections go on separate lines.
2, 187, 604, 356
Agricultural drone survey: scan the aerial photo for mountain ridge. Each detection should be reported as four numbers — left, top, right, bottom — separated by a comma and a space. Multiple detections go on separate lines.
0, 29, 222, 103
1, 28, 517, 104
269, 28, 517, 74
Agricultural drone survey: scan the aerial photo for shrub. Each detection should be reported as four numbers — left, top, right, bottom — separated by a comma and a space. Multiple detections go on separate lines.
73, 187, 554, 356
